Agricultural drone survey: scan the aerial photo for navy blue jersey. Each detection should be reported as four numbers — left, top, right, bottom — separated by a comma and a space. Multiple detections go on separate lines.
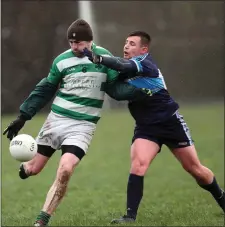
125, 53, 179, 124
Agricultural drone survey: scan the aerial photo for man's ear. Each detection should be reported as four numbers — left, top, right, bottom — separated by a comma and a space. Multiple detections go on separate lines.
141, 45, 148, 54
87, 41, 93, 50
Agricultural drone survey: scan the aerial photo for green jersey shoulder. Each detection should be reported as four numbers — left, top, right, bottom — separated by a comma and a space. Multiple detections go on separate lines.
47, 49, 75, 85
92, 44, 112, 56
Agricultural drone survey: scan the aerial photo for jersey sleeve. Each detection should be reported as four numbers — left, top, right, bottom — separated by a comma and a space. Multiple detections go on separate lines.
104, 52, 119, 83
46, 58, 62, 85
106, 68, 119, 83
130, 54, 159, 77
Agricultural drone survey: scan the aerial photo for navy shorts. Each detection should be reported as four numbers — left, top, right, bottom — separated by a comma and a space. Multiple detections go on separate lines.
132, 111, 194, 151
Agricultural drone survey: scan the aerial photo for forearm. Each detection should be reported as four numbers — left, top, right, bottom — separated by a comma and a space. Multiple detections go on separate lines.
100, 56, 137, 74
105, 80, 147, 102
20, 78, 58, 120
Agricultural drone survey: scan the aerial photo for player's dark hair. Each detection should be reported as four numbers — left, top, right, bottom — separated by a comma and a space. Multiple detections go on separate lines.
128, 31, 151, 46
67, 19, 93, 41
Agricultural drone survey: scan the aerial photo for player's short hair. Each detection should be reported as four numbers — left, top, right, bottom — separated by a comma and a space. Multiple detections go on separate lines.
128, 31, 151, 46
67, 19, 93, 41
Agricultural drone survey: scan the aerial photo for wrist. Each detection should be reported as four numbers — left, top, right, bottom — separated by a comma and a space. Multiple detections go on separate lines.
18, 114, 29, 121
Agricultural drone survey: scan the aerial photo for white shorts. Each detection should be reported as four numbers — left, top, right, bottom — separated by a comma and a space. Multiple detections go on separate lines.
36, 111, 96, 153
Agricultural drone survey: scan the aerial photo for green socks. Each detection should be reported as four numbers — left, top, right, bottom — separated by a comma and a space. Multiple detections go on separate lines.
35, 211, 51, 226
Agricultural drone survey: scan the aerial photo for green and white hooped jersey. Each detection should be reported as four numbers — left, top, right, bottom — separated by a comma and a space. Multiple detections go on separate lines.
47, 44, 118, 124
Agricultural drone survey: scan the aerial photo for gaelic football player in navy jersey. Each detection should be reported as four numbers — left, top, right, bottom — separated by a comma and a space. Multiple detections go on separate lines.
84, 31, 225, 223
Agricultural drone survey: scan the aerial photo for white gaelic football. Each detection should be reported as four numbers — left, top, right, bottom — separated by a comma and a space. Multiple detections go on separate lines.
9, 134, 37, 162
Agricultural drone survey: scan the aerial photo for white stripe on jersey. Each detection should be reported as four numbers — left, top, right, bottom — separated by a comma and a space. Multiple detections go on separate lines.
158, 69, 167, 89
53, 96, 102, 117
56, 56, 92, 72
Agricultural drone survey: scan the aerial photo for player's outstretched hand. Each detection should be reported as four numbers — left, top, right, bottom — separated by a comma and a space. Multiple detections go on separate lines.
83, 48, 102, 64
3, 116, 26, 140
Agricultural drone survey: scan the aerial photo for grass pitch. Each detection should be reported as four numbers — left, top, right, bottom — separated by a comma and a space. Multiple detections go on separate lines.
1, 103, 224, 226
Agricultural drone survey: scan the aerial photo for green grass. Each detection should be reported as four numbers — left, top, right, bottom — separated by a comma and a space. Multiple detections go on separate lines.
1, 103, 224, 226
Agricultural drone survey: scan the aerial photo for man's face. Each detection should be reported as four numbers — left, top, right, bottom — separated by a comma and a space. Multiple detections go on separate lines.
123, 36, 148, 59
69, 40, 92, 57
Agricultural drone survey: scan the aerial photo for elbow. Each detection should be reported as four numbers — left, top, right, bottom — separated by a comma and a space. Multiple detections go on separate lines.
117, 65, 127, 72
118, 65, 134, 73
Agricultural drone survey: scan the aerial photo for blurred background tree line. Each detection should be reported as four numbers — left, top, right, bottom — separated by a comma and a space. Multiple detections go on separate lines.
2, 1, 224, 113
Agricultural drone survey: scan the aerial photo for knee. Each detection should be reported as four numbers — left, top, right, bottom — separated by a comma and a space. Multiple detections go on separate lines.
23, 154, 49, 176
131, 159, 149, 176
25, 161, 43, 176
56, 153, 80, 183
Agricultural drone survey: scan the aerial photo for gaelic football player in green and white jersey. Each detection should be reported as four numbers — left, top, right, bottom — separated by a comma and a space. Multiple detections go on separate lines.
3, 19, 145, 226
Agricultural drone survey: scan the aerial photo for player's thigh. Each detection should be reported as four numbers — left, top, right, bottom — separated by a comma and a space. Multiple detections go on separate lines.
61, 121, 96, 157
37, 144, 56, 158
57, 122, 95, 176
131, 138, 160, 166
35, 144, 55, 163
171, 145, 201, 170
56, 146, 84, 179
61, 145, 85, 162
28, 145, 55, 163
26, 145, 55, 171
